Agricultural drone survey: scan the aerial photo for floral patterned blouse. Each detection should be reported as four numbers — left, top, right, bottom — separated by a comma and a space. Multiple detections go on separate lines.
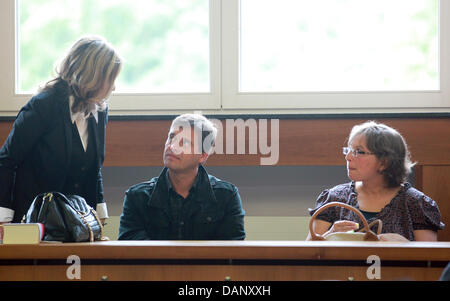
308, 182, 445, 241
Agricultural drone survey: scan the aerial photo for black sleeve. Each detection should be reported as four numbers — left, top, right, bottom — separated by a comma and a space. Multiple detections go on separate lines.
215, 186, 246, 240
0, 96, 52, 209
118, 189, 152, 240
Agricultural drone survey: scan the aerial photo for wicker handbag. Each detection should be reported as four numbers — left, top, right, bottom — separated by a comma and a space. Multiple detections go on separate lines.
309, 202, 382, 241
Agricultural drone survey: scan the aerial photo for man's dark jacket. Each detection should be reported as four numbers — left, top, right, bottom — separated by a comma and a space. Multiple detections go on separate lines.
0, 81, 107, 222
118, 166, 246, 240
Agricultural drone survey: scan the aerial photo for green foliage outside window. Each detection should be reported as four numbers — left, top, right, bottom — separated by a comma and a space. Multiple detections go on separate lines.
18, 0, 209, 93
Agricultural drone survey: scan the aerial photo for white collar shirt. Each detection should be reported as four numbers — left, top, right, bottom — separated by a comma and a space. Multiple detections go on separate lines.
69, 96, 99, 152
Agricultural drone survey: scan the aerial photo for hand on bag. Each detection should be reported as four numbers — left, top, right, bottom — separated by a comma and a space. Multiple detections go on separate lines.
378, 233, 409, 242
327, 220, 359, 234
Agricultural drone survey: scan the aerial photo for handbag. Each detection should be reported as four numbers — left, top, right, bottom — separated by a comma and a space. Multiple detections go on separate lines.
309, 202, 382, 241
24, 192, 106, 242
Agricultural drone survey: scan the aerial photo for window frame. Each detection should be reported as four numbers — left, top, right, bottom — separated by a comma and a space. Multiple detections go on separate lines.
0, 0, 449, 116
0, 0, 222, 115
222, 0, 450, 113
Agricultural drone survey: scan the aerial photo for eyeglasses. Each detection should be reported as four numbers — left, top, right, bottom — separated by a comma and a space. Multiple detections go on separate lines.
342, 147, 375, 157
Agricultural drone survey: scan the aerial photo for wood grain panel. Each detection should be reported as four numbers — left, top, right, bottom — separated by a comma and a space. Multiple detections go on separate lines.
1, 241, 449, 281
1, 241, 450, 260
1, 118, 449, 166
104, 120, 169, 166
422, 166, 450, 242
108, 118, 450, 166
383, 118, 450, 166
0, 121, 11, 146
0, 265, 444, 281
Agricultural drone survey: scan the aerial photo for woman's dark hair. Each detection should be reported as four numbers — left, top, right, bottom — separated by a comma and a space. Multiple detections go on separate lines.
348, 121, 416, 187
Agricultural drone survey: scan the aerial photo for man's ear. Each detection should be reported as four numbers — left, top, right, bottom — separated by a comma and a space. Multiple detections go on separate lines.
199, 152, 209, 165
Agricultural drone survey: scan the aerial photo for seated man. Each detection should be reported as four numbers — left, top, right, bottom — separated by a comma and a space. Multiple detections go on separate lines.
118, 114, 246, 240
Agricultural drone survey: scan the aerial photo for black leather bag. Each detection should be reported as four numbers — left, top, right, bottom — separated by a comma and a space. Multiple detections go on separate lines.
24, 192, 105, 242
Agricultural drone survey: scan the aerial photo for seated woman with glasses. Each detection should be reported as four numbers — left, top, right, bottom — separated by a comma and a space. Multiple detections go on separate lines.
306, 121, 444, 241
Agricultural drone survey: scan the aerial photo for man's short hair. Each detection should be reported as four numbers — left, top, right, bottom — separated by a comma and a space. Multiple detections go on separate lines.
171, 114, 218, 154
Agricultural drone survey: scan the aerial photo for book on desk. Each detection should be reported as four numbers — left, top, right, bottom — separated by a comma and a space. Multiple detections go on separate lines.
1, 223, 44, 244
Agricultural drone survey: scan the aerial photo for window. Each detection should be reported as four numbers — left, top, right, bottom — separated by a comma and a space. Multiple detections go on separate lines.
0, 0, 449, 115
240, 0, 438, 92
222, 0, 449, 112
18, 0, 210, 94
0, 0, 220, 113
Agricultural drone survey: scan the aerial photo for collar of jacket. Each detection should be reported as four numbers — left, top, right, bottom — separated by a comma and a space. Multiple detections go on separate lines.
147, 165, 218, 210
165, 167, 202, 197
55, 81, 101, 168
69, 96, 99, 124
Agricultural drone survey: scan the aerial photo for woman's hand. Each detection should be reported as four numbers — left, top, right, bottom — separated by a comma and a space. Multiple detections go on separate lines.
325, 220, 359, 235
378, 233, 409, 242
307, 219, 359, 240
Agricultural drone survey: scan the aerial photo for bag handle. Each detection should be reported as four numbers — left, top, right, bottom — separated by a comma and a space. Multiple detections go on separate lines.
90, 208, 108, 241
309, 202, 379, 241
357, 219, 383, 235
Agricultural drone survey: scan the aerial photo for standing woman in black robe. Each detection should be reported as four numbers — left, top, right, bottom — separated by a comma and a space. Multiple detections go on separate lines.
0, 36, 122, 235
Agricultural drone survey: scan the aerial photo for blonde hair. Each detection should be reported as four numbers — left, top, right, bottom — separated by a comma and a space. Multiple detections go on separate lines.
42, 35, 122, 113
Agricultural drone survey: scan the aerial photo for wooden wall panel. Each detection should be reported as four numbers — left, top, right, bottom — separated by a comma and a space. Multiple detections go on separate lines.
104, 120, 169, 167
104, 118, 450, 166
385, 119, 450, 166
422, 166, 450, 242
1, 118, 449, 167
0, 121, 11, 146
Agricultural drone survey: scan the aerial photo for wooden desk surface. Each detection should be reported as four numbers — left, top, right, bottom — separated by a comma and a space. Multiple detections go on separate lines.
1, 240, 450, 261
1, 241, 450, 281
